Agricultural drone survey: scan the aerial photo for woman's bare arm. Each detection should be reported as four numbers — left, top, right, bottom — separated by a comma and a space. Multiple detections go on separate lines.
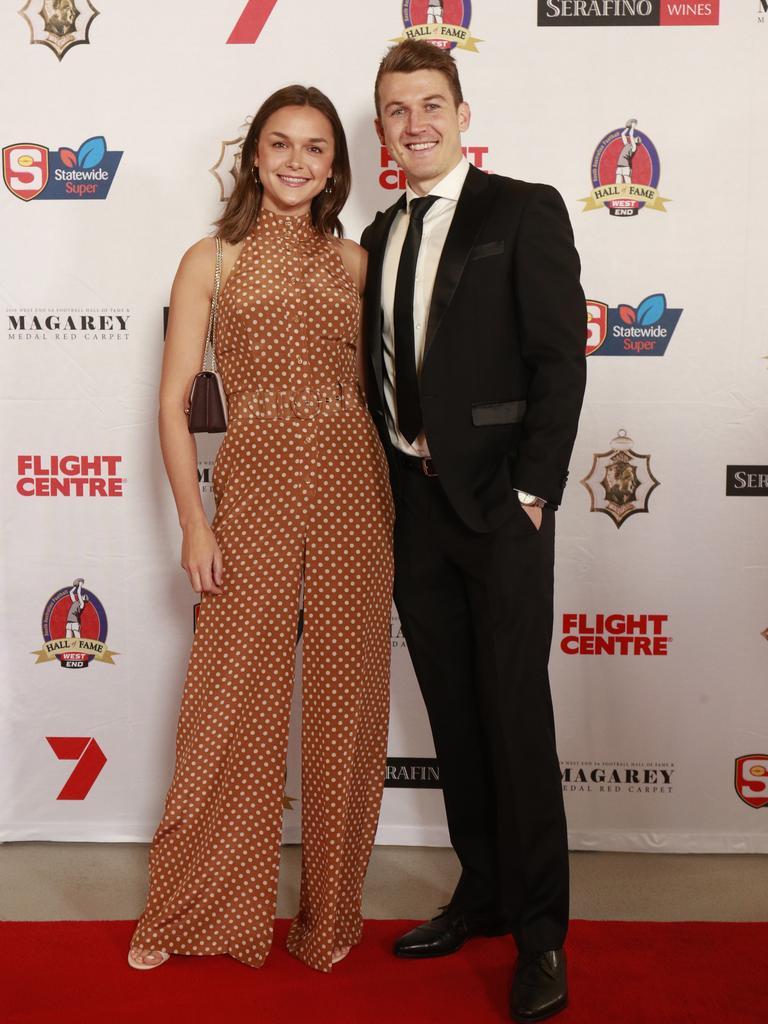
336, 238, 369, 394
159, 237, 223, 594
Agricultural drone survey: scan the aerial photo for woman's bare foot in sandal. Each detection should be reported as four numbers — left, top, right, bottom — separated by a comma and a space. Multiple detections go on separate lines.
128, 947, 170, 970
332, 945, 350, 965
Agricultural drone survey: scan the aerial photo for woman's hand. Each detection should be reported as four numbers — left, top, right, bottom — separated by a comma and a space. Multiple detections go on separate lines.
181, 519, 224, 594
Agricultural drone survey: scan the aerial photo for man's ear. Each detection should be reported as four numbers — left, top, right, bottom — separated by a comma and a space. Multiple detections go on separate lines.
458, 102, 471, 133
374, 118, 385, 146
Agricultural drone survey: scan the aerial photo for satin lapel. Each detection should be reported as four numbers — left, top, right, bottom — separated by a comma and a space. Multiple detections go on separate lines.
423, 166, 499, 363
364, 195, 406, 404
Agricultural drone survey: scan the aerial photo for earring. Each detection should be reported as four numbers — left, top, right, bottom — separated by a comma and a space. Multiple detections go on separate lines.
251, 166, 261, 186
325, 176, 335, 195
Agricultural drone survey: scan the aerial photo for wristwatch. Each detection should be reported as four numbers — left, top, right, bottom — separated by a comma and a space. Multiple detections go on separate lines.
516, 490, 546, 508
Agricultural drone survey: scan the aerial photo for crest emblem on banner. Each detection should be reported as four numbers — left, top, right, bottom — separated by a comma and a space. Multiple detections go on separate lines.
210, 119, 252, 201
32, 579, 118, 669
2, 144, 49, 201
735, 755, 768, 808
581, 430, 660, 528
395, 1, 482, 51
581, 119, 670, 217
18, 0, 100, 61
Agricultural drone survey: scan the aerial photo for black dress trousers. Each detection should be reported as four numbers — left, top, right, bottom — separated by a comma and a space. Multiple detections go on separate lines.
393, 467, 569, 954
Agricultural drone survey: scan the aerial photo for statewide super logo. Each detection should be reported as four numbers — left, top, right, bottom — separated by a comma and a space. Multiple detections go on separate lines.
395, 1, 482, 51
581, 119, 669, 217
586, 294, 683, 356
33, 579, 118, 670
19, 0, 99, 60
735, 755, 768, 809
2, 136, 122, 201
581, 429, 660, 527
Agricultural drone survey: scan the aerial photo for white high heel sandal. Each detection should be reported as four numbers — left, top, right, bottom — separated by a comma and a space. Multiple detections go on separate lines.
127, 947, 170, 970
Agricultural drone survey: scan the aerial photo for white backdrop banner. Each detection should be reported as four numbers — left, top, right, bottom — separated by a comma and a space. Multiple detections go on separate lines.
2, 1, 767, 854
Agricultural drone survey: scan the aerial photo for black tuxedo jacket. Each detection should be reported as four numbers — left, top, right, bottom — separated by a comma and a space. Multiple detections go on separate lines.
361, 164, 587, 533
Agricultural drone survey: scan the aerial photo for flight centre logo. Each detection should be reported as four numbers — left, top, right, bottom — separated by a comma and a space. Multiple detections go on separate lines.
538, 1, 718, 26
581, 120, 669, 217
561, 613, 670, 656
581, 429, 660, 527
32, 579, 118, 670
17, 454, 125, 497
735, 755, 768, 809
380, 143, 491, 190
18, 0, 100, 60
394, 1, 482, 51
3, 137, 122, 201
586, 294, 683, 356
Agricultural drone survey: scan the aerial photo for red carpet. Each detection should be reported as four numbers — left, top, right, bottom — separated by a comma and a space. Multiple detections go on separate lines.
2, 919, 764, 1024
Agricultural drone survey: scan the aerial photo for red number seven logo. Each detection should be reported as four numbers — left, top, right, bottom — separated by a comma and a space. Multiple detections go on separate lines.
227, 0, 278, 43
46, 736, 106, 799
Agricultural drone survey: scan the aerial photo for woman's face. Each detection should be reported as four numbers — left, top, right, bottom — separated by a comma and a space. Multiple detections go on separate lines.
254, 105, 336, 217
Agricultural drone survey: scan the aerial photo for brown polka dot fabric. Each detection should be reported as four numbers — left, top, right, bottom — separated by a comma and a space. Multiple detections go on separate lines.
131, 208, 394, 973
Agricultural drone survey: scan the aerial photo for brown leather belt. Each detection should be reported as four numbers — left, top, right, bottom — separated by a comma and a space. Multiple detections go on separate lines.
395, 450, 439, 478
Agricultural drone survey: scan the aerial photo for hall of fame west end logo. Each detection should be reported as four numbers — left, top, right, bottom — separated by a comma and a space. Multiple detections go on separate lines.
18, 0, 99, 61
581, 430, 660, 528
394, 1, 482, 51
581, 118, 670, 218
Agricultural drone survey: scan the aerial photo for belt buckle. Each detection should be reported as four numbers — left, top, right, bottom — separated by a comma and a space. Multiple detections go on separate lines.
421, 457, 438, 478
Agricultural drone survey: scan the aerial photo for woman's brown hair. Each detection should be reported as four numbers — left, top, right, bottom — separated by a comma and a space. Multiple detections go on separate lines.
215, 85, 351, 243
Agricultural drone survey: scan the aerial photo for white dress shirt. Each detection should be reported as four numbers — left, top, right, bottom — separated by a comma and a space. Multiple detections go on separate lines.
381, 157, 470, 457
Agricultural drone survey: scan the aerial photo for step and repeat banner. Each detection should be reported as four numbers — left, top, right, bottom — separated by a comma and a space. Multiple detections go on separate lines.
1, 2, 767, 853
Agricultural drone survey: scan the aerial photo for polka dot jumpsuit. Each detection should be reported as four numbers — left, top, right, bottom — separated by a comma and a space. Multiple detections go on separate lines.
131, 208, 394, 973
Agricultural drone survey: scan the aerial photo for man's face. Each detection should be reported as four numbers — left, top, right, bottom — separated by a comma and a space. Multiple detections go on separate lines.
375, 69, 470, 195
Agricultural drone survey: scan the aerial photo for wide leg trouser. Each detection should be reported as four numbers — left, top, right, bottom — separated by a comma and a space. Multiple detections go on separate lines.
393, 469, 569, 954
131, 475, 392, 973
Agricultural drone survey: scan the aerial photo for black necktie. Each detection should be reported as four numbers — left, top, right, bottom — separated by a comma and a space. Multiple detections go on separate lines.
393, 195, 438, 443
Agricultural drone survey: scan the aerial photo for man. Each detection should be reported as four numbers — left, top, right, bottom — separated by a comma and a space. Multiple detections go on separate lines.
361, 41, 586, 1022
616, 118, 640, 184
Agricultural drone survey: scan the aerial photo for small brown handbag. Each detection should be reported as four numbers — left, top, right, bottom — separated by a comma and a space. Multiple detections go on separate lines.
185, 236, 227, 433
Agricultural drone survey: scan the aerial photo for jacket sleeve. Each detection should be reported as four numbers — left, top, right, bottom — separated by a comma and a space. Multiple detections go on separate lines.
509, 184, 587, 508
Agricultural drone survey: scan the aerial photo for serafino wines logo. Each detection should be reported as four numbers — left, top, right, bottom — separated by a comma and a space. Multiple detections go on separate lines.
735, 755, 768, 808
46, 737, 106, 799
586, 294, 683, 356
17, 455, 124, 497
581, 429, 660, 527
561, 613, 670, 655
19, 0, 99, 60
3, 136, 122, 201
385, 758, 441, 788
33, 579, 118, 670
538, 1, 718, 26
227, 0, 278, 43
395, 1, 482, 51
581, 119, 669, 217
379, 143, 491, 190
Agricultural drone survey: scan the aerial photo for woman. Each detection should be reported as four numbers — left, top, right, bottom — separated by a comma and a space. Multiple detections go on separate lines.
128, 86, 393, 973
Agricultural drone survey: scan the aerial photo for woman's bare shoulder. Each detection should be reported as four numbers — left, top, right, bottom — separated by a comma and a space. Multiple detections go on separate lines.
332, 237, 367, 292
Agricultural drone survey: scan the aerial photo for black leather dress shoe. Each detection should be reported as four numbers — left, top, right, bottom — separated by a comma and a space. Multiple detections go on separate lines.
509, 948, 568, 1022
393, 908, 507, 959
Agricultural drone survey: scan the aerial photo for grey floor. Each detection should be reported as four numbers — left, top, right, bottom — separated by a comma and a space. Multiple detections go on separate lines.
1, 843, 766, 922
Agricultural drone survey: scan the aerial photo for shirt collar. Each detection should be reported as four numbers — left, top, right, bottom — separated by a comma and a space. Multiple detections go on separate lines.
405, 157, 470, 210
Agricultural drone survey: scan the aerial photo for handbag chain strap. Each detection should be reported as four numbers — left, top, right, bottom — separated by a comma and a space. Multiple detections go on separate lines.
202, 236, 223, 374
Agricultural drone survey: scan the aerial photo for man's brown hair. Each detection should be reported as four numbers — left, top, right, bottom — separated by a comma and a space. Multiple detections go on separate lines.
374, 40, 464, 117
